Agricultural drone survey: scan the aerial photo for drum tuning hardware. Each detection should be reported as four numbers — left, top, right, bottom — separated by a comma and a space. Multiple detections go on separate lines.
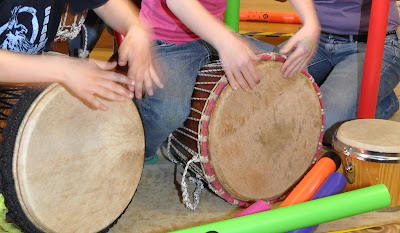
343, 148, 355, 184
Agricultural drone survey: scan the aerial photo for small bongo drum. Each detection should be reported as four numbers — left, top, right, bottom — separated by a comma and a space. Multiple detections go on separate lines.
166, 53, 324, 208
0, 84, 144, 232
332, 119, 400, 210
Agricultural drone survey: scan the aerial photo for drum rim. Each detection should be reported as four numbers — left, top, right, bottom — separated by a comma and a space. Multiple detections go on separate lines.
1, 83, 143, 232
196, 52, 325, 205
332, 135, 400, 163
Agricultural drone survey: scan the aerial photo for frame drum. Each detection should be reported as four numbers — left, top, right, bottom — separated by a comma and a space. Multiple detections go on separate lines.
0, 84, 144, 232
167, 53, 324, 207
333, 119, 400, 210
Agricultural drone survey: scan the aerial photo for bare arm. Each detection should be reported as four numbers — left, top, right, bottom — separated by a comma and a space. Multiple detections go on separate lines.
166, 0, 259, 91
94, 0, 163, 99
280, 0, 321, 78
0, 50, 134, 111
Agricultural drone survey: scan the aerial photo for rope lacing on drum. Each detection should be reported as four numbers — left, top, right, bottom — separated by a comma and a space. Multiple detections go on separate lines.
164, 134, 205, 210
175, 128, 198, 142
77, 24, 89, 58
0, 88, 23, 134
54, 6, 87, 42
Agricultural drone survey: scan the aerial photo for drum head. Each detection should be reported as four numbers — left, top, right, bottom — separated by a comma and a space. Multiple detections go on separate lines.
207, 60, 322, 201
6, 84, 144, 233
335, 119, 400, 153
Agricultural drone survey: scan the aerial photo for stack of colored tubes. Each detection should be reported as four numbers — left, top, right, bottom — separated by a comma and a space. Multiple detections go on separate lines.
169, 152, 392, 233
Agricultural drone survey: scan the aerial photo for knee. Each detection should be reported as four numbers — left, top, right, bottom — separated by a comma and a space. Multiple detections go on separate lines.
140, 100, 191, 133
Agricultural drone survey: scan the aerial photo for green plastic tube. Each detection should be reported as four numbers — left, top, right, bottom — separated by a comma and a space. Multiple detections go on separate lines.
225, 0, 240, 32
170, 184, 391, 233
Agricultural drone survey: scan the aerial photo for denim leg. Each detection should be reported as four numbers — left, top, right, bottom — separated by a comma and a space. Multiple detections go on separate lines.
375, 34, 400, 118
135, 40, 210, 160
319, 53, 365, 140
307, 40, 334, 85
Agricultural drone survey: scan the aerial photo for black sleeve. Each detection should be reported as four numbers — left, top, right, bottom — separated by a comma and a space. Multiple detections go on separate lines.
67, 0, 109, 14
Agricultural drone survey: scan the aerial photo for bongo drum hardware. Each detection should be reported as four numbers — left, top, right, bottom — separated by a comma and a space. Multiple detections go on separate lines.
332, 119, 400, 209
0, 83, 144, 232
166, 52, 324, 209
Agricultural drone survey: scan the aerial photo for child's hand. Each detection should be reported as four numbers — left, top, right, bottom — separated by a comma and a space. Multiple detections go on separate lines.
60, 57, 134, 111
117, 25, 163, 99
279, 24, 320, 78
217, 34, 260, 91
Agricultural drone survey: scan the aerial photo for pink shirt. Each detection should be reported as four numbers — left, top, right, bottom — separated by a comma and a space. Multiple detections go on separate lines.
140, 0, 226, 45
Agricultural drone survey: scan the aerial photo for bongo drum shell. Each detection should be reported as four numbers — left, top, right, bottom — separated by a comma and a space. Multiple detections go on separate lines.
0, 84, 144, 232
333, 119, 400, 210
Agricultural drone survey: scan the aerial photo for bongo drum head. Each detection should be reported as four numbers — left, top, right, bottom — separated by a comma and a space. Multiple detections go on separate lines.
335, 119, 400, 153
206, 60, 322, 201
2, 84, 144, 233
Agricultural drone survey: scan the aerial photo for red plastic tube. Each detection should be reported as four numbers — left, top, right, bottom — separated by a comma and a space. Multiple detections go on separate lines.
357, 0, 391, 119
114, 31, 124, 48
239, 11, 301, 24
279, 152, 341, 208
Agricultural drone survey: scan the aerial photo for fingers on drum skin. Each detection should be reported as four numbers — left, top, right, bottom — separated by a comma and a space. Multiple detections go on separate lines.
225, 71, 239, 90
84, 93, 108, 111
95, 85, 127, 102
105, 71, 135, 86
240, 67, 257, 90
232, 69, 250, 91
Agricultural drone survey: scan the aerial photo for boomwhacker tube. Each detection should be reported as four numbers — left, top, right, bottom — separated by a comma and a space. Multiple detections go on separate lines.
279, 151, 341, 208
225, 0, 240, 32
169, 184, 391, 233
288, 172, 347, 233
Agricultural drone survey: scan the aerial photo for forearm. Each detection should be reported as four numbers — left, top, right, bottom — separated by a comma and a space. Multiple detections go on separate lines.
0, 50, 65, 84
289, 0, 320, 29
166, 0, 235, 50
93, 0, 141, 35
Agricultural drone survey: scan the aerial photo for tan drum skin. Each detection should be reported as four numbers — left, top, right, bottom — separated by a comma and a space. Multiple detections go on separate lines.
0, 84, 144, 232
333, 119, 400, 210
168, 53, 324, 206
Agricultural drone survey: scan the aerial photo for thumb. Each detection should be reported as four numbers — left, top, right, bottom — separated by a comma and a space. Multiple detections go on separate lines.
279, 37, 297, 55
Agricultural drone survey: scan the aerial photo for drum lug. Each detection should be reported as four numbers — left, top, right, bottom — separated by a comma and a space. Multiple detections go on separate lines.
344, 149, 355, 184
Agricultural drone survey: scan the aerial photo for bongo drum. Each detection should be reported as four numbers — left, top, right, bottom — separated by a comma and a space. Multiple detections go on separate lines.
0, 83, 144, 232
332, 119, 400, 210
166, 53, 324, 208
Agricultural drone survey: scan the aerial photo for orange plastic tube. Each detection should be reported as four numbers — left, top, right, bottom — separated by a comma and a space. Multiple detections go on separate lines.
239, 11, 301, 24
279, 152, 341, 208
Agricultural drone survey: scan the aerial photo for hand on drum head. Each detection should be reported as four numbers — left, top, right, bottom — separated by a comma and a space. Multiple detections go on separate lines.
59, 56, 135, 111
279, 1, 320, 79
116, 25, 164, 99
217, 35, 260, 91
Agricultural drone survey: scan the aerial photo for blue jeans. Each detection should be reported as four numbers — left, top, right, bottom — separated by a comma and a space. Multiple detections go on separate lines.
135, 36, 278, 161
307, 31, 400, 143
